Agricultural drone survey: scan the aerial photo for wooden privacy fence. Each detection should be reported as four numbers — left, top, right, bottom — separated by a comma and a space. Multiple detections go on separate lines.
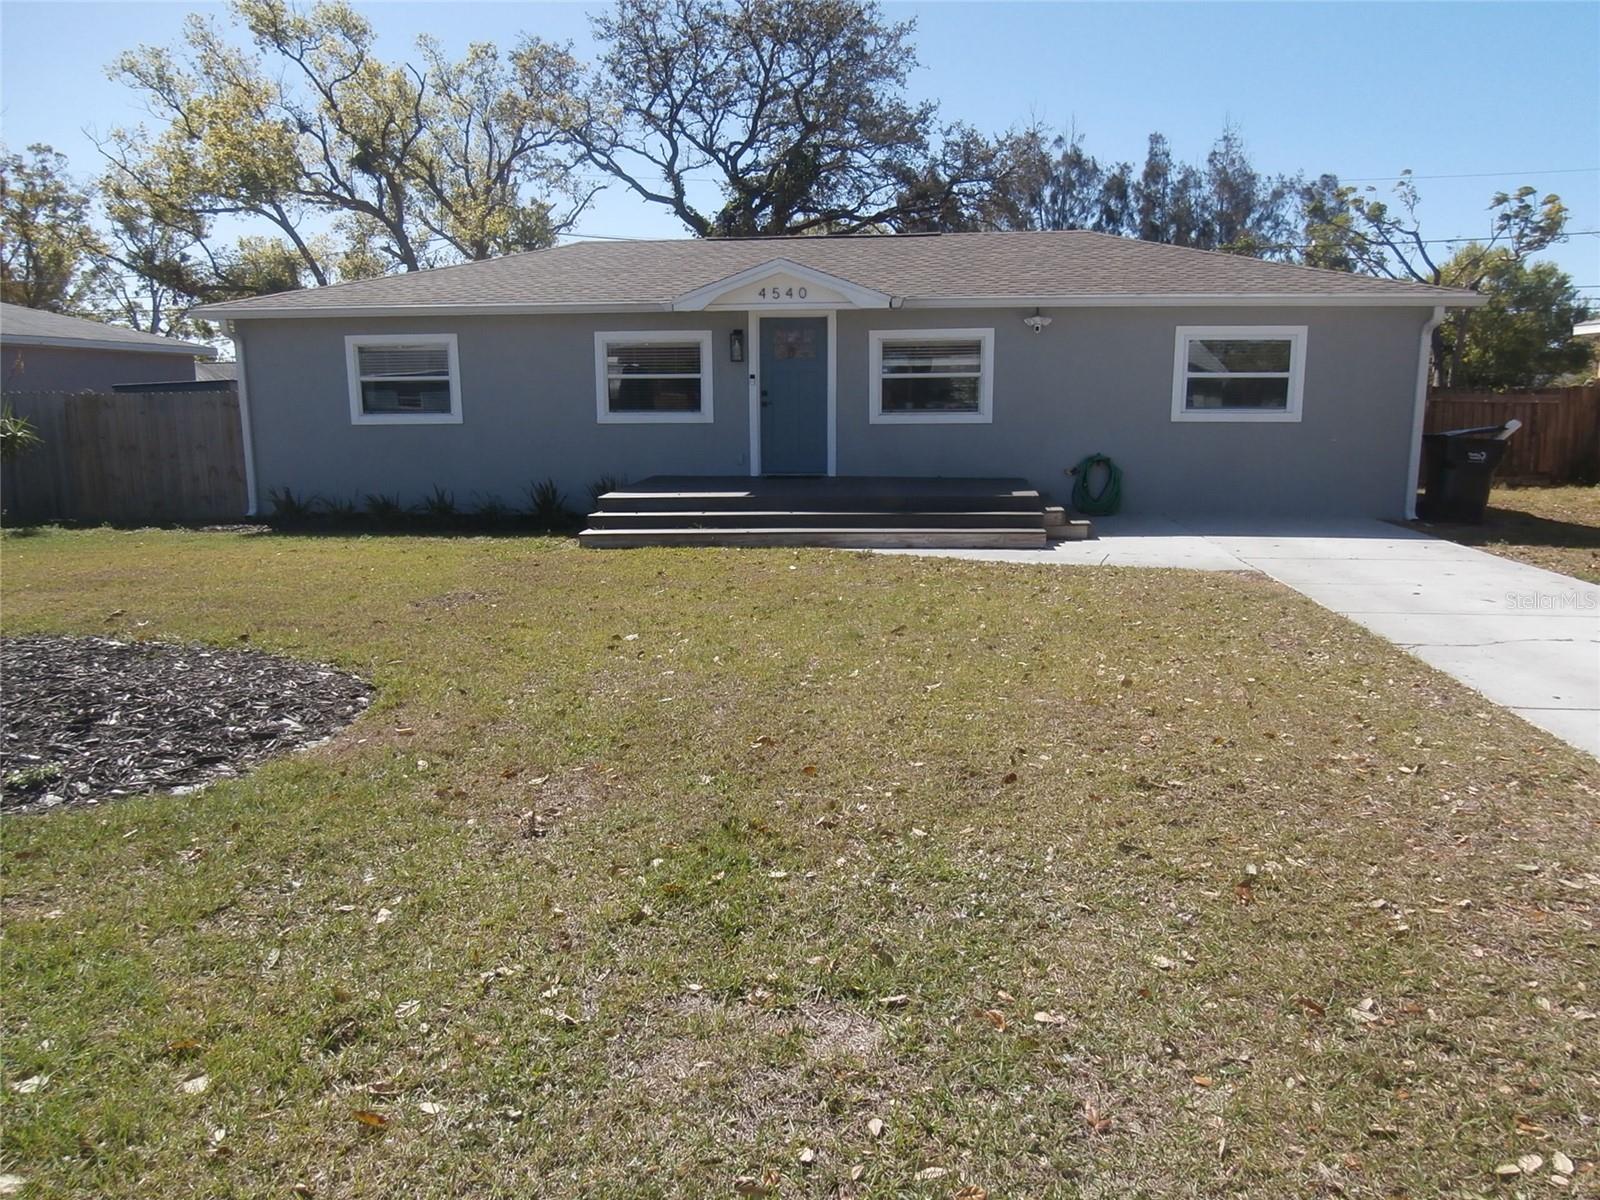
1426, 383, 1600, 484
1, 389, 248, 524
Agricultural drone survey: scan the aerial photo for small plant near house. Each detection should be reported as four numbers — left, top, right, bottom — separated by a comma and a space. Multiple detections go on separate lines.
0, 406, 42, 461
527, 478, 571, 529
316, 495, 359, 520
588, 474, 626, 510
363, 493, 405, 524
419, 485, 459, 522
267, 487, 316, 523
471, 495, 512, 525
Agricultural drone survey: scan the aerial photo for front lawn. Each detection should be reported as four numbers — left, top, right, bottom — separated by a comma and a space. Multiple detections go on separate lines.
1417, 484, 1600, 583
2, 529, 1596, 1198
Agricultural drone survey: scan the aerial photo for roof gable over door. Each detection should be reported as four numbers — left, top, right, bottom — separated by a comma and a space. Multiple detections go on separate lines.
672, 258, 892, 311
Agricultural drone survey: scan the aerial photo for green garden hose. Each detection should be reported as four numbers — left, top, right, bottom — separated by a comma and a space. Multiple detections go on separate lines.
1068, 453, 1122, 516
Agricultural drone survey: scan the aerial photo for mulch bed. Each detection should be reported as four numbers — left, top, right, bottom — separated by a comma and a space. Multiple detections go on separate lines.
1, 635, 371, 814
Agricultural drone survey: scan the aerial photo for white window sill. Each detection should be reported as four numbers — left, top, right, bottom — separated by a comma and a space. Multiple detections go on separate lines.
1172, 409, 1302, 423
597, 410, 714, 425
352, 411, 464, 426
869, 410, 993, 425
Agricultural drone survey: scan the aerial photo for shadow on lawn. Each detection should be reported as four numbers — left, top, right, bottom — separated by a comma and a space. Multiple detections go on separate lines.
2, 516, 583, 540
1414, 505, 1600, 552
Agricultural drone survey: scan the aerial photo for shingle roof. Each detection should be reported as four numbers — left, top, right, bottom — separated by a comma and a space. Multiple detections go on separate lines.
0, 303, 218, 356
196, 230, 1481, 317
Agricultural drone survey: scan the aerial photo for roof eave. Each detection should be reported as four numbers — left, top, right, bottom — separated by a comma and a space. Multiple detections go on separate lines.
197, 300, 678, 320
902, 291, 1487, 309
0, 332, 219, 357
202, 291, 1484, 320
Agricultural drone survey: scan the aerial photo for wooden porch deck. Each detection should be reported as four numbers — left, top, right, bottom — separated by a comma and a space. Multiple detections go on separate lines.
579, 476, 1085, 549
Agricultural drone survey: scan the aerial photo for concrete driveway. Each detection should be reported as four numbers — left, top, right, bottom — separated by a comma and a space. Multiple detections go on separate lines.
881, 518, 1600, 757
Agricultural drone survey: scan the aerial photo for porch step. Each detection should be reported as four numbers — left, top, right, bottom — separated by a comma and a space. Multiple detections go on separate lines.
597, 476, 1044, 515
578, 528, 1050, 550
586, 509, 1046, 531
581, 475, 1051, 550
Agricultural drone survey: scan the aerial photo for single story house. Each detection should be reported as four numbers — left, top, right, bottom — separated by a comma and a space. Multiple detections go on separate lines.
1, 303, 218, 393
196, 231, 1481, 531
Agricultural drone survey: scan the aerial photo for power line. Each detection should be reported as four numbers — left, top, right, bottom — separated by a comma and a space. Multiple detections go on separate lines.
1338, 167, 1599, 183
556, 165, 1600, 188
556, 228, 1600, 246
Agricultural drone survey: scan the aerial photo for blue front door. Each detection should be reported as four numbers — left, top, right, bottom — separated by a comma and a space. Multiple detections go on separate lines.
760, 317, 828, 475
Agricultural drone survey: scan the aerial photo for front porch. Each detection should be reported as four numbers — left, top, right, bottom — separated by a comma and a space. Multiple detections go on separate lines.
578, 475, 1088, 549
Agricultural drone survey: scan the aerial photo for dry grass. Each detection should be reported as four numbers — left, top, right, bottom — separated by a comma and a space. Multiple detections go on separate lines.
1, 527, 1597, 1199
1418, 485, 1600, 583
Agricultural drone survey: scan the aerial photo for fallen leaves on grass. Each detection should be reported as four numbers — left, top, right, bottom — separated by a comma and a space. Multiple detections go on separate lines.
352, 1110, 389, 1129
733, 1171, 778, 1195
8, 1074, 47, 1094
179, 1074, 209, 1095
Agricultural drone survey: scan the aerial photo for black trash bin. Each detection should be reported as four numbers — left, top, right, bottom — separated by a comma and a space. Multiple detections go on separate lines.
1417, 420, 1521, 523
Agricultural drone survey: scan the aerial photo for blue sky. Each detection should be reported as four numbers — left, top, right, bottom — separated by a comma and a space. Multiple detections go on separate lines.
2, 0, 1596, 294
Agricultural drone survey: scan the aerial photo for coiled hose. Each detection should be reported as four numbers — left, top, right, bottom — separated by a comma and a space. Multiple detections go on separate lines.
1068, 453, 1122, 516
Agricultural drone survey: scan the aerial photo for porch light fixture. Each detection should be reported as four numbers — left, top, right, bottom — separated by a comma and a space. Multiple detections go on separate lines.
1022, 309, 1052, 334
729, 328, 745, 362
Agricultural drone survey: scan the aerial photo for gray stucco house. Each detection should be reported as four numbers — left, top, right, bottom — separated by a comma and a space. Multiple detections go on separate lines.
1, 303, 217, 393
197, 231, 1480, 537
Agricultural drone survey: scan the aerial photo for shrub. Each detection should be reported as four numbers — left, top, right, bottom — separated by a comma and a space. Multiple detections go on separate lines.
472, 495, 512, 523
588, 475, 626, 510
419, 485, 458, 520
527, 479, 570, 529
0, 406, 41, 462
317, 495, 359, 519
363, 493, 404, 522
267, 487, 315, 522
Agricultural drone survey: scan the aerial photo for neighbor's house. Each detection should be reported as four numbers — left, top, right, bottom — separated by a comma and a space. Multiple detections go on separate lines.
1, 303, 218, 393
195, 231, 1481, 521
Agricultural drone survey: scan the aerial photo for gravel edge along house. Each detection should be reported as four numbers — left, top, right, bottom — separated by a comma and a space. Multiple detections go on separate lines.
195, 230, 1482, 547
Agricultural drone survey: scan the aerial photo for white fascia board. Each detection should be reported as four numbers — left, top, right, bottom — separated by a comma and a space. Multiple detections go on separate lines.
672, 258, 892, 311
196, 291, 1485, 320
0, 333, 218, 356
193, 301, 676, 320
902, 292, 1486, 309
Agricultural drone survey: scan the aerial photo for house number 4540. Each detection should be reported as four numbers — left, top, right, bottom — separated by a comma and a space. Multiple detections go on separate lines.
756, 286, 807, 300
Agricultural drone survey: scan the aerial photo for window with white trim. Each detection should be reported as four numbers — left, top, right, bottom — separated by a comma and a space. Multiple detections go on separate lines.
869, 328, 994, 423
594, 331, 714, 423
345, 334, 461, 425
1171, 325, 1306, 422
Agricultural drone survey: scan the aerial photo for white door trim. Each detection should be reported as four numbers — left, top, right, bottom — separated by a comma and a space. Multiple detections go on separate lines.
747, 308, 837, 477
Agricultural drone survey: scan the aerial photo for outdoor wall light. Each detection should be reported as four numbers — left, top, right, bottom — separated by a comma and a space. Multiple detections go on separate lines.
730, 329, 745, 362
1022, 308, 1053, 334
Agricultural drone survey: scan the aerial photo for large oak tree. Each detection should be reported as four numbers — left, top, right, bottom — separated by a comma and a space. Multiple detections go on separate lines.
103, 0, 587, 286
572, 0, 1027, 236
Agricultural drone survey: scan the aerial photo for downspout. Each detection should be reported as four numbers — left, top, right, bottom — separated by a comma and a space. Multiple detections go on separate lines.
229, 321, 260, 518
1402, 305, 1446, 520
